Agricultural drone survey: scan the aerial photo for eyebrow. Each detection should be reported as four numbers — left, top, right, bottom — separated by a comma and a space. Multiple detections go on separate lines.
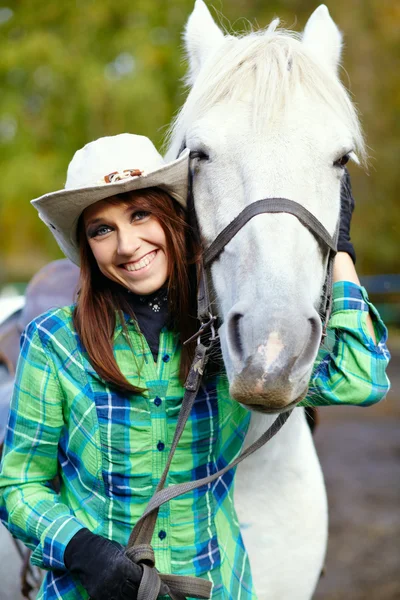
85, 217, 103, 228
84, 204, 140, 230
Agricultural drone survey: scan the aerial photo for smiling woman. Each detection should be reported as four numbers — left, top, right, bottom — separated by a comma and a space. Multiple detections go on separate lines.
83, 195, 169, 295
74, 185, 200, 394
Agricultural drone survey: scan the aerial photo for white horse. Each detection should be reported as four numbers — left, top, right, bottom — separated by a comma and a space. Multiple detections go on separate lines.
166, 2, 365, 598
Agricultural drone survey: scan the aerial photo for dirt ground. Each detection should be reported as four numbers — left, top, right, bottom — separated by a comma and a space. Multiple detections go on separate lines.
313, 341, 400, 600
0, 342, 399, 600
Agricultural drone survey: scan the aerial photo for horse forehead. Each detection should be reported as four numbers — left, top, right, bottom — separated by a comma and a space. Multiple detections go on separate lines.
188, 97, 347, 153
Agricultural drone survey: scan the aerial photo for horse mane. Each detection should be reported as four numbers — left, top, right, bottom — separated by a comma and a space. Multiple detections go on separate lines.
166, 21, 366, 163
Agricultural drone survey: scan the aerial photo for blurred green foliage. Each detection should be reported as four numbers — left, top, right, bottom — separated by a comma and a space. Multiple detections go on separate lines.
0, 0, 399, 282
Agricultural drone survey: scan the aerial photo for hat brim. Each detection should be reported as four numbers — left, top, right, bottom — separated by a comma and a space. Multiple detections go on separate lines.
31, 149, 190, 266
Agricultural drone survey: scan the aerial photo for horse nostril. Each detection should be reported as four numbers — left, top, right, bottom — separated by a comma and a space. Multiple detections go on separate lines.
290, 314, 322, 380
227, 311, 245, 364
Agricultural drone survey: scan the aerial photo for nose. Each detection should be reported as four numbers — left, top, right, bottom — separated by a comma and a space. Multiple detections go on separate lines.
226, 303, 323, 378
224, 305, 323, 409
226, 304, 247, 367
117, 227, 141, 257
289, 312, 322, 381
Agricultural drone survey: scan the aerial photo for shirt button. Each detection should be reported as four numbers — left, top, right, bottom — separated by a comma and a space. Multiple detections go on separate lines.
162, 354, 170, 363
154, 397, 162, 407
158, 530, 167, 540
157, 441, 165, 452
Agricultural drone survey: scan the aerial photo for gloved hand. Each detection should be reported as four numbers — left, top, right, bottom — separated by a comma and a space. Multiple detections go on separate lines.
64, 528, 142, 600
338, 167, 356, 264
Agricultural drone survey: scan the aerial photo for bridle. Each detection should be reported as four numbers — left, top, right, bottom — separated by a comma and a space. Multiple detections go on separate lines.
181, 154, 338, 341
123, 150, 338, 600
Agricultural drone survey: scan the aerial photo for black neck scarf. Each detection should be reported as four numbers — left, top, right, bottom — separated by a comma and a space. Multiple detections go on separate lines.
126, 288, 169, 361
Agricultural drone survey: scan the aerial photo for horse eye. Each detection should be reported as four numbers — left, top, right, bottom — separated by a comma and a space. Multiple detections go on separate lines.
333, 154, 350, 168
190, 149, 210, 161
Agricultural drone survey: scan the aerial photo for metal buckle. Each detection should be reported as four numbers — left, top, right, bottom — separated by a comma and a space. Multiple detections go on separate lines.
183, 314, 218, 348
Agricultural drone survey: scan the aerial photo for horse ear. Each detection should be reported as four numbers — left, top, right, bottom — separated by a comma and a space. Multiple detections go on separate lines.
184, 0, 225, 86
302, 5, 343, 74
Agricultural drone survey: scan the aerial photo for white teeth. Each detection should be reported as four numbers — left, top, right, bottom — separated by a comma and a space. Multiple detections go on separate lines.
124, 251, 156, 272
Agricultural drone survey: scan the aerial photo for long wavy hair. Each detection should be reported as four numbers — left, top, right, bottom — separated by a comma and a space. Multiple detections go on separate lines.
73, 187, 201, 394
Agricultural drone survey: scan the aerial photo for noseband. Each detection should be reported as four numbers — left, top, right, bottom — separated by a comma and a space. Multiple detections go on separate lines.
123, 150, 338, 600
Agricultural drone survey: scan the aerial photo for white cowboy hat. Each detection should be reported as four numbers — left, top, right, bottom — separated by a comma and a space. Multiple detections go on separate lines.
31, 133, 190, 265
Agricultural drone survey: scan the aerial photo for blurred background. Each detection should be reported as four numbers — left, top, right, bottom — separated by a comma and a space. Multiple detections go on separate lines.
0, 0, 399, 282
0, 0, 399, 599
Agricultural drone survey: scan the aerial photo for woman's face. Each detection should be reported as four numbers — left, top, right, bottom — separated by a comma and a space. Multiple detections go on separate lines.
83, 196, 168, 295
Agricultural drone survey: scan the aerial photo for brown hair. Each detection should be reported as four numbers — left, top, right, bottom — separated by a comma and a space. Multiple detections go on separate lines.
73, 187, 201, 394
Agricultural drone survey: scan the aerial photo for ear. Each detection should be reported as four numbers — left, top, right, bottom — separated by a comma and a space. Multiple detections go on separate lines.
302, 5, 343, 74
184, 0, 225, 86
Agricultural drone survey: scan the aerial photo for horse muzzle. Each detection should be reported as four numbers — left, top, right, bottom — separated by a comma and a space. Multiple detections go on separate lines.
220, 304, 322, 410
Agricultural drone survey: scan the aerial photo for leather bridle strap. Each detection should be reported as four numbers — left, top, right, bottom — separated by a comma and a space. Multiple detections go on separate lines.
180, 141, 337, 294
200, 196, 338, 331
204, 197, 337, 266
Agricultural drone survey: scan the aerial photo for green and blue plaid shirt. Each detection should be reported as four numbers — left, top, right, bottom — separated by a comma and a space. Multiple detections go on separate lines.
0, 281, 390, 599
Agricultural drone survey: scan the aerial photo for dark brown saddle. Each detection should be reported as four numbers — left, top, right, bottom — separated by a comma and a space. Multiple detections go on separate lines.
0, 259, 80, 371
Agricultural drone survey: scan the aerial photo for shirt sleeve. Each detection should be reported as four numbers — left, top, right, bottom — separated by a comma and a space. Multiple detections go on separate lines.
0, 320, 85, 571
300, 281, 391, 407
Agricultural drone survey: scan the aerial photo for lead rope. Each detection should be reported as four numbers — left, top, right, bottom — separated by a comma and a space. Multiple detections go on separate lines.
124, 335, 292, 600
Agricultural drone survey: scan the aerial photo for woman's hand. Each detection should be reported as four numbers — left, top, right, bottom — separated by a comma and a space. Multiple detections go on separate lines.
333, 170, 377, 343
337, 167, 356, 264
64, 529, 142, 600
334, 168, 361, 286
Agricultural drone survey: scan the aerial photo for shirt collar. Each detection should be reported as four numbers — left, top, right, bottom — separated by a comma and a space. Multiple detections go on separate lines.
113, 311, 138, 341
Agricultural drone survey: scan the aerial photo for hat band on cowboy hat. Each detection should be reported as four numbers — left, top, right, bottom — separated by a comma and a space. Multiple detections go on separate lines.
31, 133, 190, 266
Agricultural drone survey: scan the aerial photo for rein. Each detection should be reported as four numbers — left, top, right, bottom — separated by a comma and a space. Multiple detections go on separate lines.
124, 154, 338, 600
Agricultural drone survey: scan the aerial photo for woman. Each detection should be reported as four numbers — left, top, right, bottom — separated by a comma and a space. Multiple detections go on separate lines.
0, 133, 390, 600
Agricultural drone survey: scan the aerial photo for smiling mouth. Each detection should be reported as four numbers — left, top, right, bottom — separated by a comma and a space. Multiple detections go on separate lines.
121, 250, 158, 272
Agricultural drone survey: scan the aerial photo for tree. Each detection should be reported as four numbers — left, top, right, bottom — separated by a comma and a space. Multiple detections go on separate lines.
0, 0, 398, 282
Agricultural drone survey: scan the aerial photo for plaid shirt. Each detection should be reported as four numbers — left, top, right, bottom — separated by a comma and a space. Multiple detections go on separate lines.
0, 282, 390, 600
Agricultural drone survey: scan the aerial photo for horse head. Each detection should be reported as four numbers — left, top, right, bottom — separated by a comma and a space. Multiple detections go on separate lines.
167, 1, 365, 412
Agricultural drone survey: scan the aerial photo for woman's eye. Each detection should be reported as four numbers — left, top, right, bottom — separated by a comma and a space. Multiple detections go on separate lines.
91, 225, 112, 238
334, 154, 350, 168
190, 149, 210, 161
132, 210, 151, 221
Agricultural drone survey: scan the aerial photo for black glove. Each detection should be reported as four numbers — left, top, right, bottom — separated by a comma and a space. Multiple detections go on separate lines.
337, 167, 356, 264
64, 528, 142, 600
